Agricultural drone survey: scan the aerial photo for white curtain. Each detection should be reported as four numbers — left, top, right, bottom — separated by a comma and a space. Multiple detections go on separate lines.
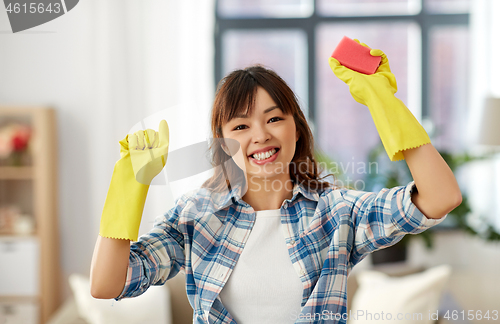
466, 0, 500, 231
89, 0, 216, 234
469, 0, 500, 140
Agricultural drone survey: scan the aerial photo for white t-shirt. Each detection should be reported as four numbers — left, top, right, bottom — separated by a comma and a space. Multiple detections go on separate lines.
218, 209, 304, 323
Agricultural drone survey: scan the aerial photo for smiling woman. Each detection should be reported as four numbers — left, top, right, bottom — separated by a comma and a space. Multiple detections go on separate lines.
91, 61, 458, 324
221, 87, 302, 210
202, 65, 334, 205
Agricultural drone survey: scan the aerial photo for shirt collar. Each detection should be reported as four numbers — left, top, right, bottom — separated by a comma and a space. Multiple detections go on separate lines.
212, 180, 320, 210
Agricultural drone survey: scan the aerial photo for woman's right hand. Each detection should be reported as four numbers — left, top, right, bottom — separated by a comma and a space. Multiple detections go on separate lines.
92, 120, 170, 298
100, 119, 169, 242
122, 119, 169, 185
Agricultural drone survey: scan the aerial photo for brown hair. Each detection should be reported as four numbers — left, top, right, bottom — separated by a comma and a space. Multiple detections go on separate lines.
202, 65, 335, 193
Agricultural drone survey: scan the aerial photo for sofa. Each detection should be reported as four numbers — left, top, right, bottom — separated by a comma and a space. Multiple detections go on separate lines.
48, 263, 452, 324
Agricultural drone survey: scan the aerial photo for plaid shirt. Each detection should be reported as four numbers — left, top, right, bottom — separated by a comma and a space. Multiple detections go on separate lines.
116, 180, 446, 323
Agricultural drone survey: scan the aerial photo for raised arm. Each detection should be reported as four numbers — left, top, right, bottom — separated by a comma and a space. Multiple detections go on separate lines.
90, 236, 130, 299
90, 120, 169, 299
328, 39, 462, 219
403, 144, 462, 219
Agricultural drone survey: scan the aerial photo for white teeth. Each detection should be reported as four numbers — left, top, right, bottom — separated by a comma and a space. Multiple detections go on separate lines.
252, 148, 277, 161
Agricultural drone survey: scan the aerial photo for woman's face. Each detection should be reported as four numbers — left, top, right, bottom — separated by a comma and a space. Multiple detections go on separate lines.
221, 86, 299, 181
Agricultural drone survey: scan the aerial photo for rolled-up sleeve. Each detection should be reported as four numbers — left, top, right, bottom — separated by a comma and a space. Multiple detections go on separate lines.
115, 199, 187, 301
341, 181, 447, 265
391, 181, 446, 232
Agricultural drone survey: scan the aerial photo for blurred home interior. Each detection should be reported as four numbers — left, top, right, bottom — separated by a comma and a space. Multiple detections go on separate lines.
0, 0, 499, 323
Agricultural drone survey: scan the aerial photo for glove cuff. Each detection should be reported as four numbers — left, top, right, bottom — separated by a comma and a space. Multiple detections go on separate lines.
367, 96, 431, 161
100, 156, 149, 241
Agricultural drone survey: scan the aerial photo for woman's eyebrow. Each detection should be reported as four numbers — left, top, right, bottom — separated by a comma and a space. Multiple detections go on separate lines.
234, 106, 282, 119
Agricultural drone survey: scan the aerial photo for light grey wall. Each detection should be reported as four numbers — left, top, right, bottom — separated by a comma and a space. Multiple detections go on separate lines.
0, 1, 99, 297
0, 0, 215, 303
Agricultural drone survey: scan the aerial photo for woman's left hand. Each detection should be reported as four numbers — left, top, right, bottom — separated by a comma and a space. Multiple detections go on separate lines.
328, 39, 431, 162
328, 39, 398, 107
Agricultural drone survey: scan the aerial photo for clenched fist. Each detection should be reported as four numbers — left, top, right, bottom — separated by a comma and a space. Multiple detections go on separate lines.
120, 120, 169, 185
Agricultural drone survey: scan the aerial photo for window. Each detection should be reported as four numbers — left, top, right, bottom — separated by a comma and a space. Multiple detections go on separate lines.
215, 0, 470, 179
221, 29, 309, 117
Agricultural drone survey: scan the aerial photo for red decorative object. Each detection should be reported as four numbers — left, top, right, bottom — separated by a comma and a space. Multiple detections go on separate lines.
0, 123, 32, 165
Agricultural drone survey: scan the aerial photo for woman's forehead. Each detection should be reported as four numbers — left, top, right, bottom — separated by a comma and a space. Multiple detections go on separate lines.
225, 106, 287, 126
234, 105, 283, 119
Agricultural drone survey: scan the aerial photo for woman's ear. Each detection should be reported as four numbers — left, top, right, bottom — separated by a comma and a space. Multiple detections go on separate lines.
217, 131, 230, 155
221, 143, 230, 156
220, 138, 241, 157
296, 130, 300, 142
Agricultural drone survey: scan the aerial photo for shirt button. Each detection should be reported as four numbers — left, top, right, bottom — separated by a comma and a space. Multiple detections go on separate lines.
289, 239, 295, 245
300, 269, 306, 276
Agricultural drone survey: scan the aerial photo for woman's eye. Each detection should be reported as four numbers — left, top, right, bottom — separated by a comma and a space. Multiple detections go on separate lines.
232, 117, 281, 130
234, 125, 247, 131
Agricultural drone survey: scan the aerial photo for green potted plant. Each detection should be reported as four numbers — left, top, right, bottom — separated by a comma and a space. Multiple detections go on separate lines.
364, 142, 500, 264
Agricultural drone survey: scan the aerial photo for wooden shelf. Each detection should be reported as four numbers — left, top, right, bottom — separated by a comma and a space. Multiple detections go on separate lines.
0, 295, 39, 304
0, 166, 34, 179
0, 107, 59, 324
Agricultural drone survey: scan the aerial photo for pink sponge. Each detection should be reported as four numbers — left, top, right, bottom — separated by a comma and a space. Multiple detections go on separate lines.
331, 36, 381, 75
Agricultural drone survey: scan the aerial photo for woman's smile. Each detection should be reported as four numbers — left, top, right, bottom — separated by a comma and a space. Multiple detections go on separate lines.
248, 147, 280, 165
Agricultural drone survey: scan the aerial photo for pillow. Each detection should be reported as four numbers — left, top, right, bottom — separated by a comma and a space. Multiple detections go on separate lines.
69, 274, 172, 324
348, 265, 451, 324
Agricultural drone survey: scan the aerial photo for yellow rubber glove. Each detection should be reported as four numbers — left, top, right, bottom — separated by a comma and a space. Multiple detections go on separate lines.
99, 120, 169, 241
328, 40, 430, 161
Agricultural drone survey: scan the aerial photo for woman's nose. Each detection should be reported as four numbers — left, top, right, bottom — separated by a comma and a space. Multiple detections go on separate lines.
252, 124, 271, 143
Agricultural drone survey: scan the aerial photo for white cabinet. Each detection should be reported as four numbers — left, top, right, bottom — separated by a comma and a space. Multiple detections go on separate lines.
0, 238, 39, 296
0, 302, 39, 324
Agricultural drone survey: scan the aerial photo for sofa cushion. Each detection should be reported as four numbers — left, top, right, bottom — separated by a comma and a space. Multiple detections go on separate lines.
69, 274, 172, 324
348, 265, 451, 324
